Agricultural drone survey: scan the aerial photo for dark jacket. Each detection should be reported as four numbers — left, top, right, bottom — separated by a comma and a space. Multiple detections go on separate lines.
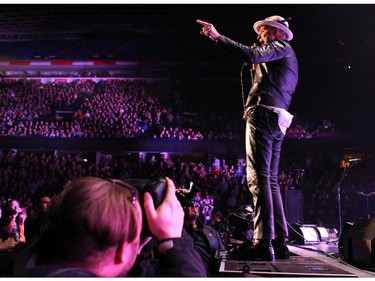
155, 237, 208, 277
13, 234, 207, 277
217, 35, 298, 111
183, 221, 226, 276
131, 236, 213, 277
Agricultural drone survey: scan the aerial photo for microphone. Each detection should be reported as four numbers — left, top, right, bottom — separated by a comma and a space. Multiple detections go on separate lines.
349, 158, 361, 162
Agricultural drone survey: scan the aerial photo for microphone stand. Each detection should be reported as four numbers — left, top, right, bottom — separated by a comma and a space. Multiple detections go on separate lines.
336, 171, 346, 237
294, 169, 305, 224
334, 166, 347, 238
334, 160, 359, 238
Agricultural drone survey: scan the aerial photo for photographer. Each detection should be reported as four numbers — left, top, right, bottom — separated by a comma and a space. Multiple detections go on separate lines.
227, 205, 254, 247
25, 192, 52, 241
15, 176, 207, 277
0, 199, 27, 276
182, 200, 226, 277
0, 199, 27, 246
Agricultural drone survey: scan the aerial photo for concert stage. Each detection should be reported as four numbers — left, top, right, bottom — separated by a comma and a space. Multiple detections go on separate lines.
219, 242, 375, 277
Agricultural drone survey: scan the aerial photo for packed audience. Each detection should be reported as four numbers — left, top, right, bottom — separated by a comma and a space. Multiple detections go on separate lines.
1, 149, 374, 233
0, 78, 330, 141
0, 79, 242, 140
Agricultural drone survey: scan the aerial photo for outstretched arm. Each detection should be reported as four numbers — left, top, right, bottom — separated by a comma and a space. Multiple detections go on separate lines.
196, 19, 251, 64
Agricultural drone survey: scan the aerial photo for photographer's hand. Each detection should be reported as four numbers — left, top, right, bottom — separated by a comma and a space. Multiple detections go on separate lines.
143, 177, 184, 241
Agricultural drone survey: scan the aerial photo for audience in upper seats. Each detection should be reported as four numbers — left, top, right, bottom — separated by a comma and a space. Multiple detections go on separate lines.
0, 79, 241, 140
0, 78, 318, 140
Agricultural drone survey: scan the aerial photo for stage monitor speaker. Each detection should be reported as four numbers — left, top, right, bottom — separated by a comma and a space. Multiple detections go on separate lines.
284, 190, 303, 224
316, 226, 330, 242
339, 221, 354, 256
289, 224, 320, 245
343, 218, 375, 268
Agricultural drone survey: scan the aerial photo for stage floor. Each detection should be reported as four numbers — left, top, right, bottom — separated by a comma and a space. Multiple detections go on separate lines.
219, 241, 375, 278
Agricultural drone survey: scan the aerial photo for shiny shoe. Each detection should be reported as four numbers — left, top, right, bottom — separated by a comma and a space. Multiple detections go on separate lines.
272, 238, 290, 259
229, 240, 274, 261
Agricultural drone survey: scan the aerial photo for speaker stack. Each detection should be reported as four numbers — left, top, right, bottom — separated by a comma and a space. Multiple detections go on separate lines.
342, 218, 375, 268
284, 189, 303, 224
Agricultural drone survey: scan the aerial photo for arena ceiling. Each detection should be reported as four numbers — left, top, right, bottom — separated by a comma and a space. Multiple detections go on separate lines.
0, 4, 373, 66
0, 4, 228, 39
0, 4, 373, 60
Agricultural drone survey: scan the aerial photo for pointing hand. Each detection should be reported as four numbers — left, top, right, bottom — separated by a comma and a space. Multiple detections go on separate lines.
196, 19, 220, 41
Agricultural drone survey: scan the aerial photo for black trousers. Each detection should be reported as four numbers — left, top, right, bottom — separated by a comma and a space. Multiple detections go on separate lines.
245, 106, 288, 241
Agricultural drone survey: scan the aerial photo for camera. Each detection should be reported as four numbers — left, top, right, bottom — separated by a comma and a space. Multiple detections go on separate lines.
228, 205, 254, 231
175, 181, 201, 207
122, 177, 167, 237
121, 178, 201, 237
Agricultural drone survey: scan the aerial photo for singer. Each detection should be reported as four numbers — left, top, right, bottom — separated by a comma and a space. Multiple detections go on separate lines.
197, 15, 298, 261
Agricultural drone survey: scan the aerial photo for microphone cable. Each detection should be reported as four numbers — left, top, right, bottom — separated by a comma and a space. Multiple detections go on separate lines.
240, 62, 248, 111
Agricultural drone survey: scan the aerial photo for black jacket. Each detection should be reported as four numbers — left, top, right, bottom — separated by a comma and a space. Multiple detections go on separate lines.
13, 235, 207, 277
217, 35, 298, 111
183, 221, 226, 276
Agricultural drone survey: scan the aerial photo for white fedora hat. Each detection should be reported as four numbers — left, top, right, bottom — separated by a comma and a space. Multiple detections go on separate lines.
253, 15, 293, 41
